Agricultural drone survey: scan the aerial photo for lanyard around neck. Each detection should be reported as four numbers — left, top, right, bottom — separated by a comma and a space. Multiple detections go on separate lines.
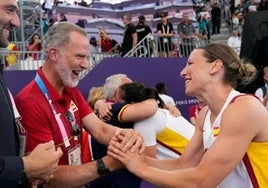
162, 24, 169, 34
35, 74, 70, 148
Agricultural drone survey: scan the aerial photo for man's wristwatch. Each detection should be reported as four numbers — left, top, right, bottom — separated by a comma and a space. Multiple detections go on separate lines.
97, 158, 110, 176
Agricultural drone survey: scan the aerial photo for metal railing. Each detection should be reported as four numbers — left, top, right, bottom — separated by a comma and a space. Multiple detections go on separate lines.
123, 34, 207, 58
1, 49, 119, 79
178, 38, 207, 57
1, 36, 207, 73
80, 51, 120, 78
123, 33, 157, 57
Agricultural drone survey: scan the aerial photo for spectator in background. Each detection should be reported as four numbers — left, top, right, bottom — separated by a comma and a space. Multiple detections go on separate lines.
41, 0, 53, 15
231, 9, 240, 31
255, 66, 268, 109
89, 36, 99, 53
92, 13, 98, 18
90, 36, 100, 65
248, 0, 257, 12
79, 0, 88, 7
177, 12, 203, 57
155, 82, 176, 106
197, 15, 208, 38
59, 13, 68, 22
135, 15, 152, 57
157, 12, 175, 57
121, 14, 137, 57
258, 0, 268, 11
211, 2, 221, 35
97, 28, 117, 53
42, 14, 58, 35
227, 28, 241, 55
26, 33, 42, 60
200, 6, 211, 42
177, 12, 202, 39
188, 98, 206, 126
87, 86, 105, 112
41, 12, 50, 34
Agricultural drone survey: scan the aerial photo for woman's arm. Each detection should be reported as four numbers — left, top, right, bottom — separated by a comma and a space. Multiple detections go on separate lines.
108, 96, 268, 187
120, 99, 158, 122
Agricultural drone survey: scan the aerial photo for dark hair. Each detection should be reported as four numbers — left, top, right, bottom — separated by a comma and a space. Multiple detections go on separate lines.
29, 33, 42, 50
90, 37, 97, 47
155, 82, 167, 94
59, 13, 68, 22
119, 82, 165, 108
198, 43, 257, 88
138, 15, 146, 24
160, 11, 168, 18
139, 15, 145, 20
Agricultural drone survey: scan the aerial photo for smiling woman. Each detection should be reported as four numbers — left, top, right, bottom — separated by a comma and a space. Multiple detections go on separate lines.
107, 43, 268, 188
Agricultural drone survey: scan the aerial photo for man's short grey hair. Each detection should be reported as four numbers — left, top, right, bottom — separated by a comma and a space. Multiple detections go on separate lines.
103, 74, 128, 99
124, 14, 132, 21
43, 22, 88, 59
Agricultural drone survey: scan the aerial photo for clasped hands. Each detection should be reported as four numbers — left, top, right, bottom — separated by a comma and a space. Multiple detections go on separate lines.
107, 129, 147, 174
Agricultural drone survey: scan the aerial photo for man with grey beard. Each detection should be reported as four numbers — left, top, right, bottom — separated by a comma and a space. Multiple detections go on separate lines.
15, 22, 144, 188
0, 0, 63, 187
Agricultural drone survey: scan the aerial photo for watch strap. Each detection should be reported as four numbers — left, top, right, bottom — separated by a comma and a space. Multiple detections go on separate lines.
97, 158, 110, 176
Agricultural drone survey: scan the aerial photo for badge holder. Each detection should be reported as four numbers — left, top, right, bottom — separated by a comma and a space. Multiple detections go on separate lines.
68, 144, 82, 165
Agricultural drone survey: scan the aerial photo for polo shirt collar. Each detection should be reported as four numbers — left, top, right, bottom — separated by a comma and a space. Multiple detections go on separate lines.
37, 67, 73, 103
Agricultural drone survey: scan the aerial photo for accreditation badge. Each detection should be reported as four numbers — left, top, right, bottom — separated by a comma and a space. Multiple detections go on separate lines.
163, 38, 168, 43
68, 145, 82, 165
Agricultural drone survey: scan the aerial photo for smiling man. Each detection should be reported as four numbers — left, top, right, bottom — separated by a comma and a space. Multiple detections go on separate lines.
15, 22, 144, 187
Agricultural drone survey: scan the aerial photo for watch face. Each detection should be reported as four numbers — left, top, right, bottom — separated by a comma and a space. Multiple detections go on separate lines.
97, 159, 110, 176
99, 168, 110, 176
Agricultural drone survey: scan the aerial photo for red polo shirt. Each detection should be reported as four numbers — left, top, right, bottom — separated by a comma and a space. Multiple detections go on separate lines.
15, 67, 93, 165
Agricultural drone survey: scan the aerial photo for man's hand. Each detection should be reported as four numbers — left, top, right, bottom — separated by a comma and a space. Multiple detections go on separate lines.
23, 141, 63, 184
107, 139, 146, 175
102, 155, 125, 171
113, 129, 145, 153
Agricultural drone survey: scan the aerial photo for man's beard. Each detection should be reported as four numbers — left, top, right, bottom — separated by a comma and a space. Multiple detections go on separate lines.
55, 57, 79, 88
0, 36, 9, 48
0, 27, 10, 48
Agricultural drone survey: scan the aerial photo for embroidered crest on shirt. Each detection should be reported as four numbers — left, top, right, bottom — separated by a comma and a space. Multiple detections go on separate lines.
70, 100, 78, 112
213, 126, 220, 137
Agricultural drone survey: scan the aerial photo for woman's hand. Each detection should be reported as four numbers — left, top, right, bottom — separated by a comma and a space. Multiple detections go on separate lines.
114, 129, 145, 153
107, 138, 146, 174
